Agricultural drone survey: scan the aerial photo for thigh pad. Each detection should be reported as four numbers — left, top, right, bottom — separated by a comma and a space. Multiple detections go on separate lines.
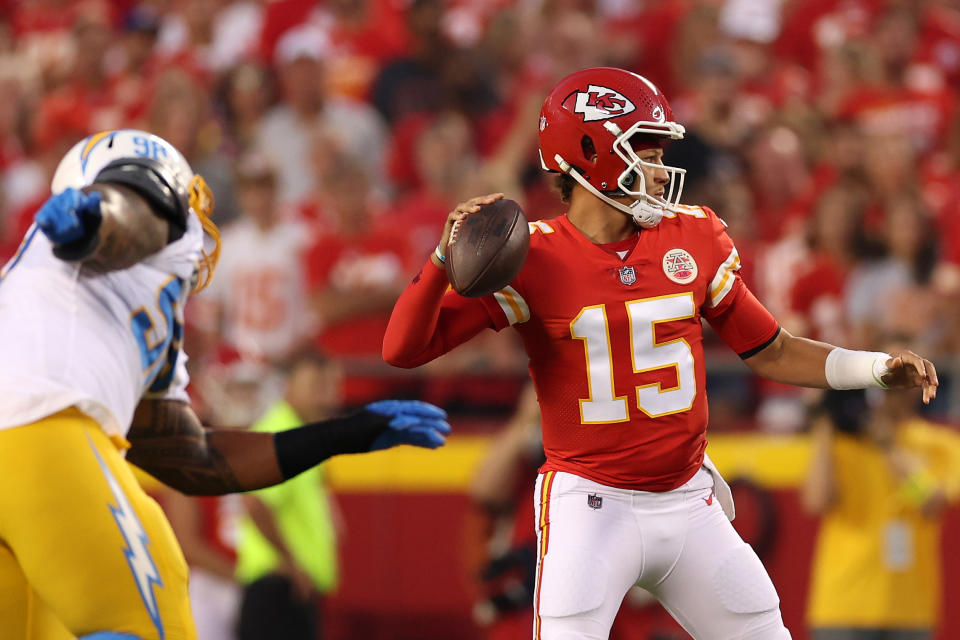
538, 546, 608, 618
712, 544, 781, 615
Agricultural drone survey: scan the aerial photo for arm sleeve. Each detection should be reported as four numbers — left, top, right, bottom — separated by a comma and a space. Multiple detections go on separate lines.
382, 258, 499, 368
477, 283, 531, 330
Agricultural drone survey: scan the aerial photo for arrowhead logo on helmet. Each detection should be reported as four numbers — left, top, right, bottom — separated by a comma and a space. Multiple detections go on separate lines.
570, 85, 636, 122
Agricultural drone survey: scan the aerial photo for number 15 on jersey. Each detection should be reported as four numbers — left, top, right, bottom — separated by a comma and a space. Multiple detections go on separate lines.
571, 292, 697, 423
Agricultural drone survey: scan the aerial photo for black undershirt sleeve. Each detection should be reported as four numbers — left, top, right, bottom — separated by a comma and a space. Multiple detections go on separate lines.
272, 410, 390, 480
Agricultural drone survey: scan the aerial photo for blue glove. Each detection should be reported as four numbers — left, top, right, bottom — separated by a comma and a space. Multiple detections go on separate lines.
35, 188, 102, 247
366, 400, 451, 451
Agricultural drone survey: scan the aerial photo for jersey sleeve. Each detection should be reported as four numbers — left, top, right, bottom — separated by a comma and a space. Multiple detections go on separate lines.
382, 258, 500, 368
700, 207, 742, 311
475, 230, 538, 331
477, 281, 531, 331
704, 283, 780, 357
700, 207, 780, 357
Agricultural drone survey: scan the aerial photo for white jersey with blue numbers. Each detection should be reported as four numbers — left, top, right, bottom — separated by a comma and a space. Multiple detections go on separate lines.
0, 130, 204, 438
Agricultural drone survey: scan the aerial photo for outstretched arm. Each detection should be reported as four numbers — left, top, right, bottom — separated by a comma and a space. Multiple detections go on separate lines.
35, 184, 171, 271
743, 328, 938, 403
127, 400, 277, 495
740, 329, 834, 387
706, 284, 938, 402
126, 399, 450, 496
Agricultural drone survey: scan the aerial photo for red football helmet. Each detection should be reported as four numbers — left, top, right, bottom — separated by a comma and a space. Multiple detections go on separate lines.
538, 67, 686, 227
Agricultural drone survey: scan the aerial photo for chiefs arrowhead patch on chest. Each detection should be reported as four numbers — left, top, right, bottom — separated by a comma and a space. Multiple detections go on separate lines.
662, 248, 698, 284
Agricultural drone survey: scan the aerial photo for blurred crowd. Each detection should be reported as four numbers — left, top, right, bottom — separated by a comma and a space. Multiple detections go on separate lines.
2, 0, 960, 426
5, 1, 960, 637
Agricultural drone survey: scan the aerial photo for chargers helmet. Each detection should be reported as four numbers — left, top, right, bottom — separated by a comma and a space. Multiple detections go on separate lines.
51, 129, 220, 290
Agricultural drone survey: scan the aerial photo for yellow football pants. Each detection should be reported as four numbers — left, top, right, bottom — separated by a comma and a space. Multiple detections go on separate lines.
0, 408, 197, 640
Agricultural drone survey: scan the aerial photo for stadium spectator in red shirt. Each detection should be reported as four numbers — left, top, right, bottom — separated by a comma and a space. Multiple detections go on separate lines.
306, 156, 413, 360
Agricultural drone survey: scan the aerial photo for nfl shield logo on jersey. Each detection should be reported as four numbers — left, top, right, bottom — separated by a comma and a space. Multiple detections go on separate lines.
662, 248, 698, 284
587, 494, 603, 510
618, 266, 636, 286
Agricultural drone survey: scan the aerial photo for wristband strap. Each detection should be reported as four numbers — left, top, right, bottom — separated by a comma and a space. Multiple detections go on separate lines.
434, 245, 446, 264
824, 348, 891, 390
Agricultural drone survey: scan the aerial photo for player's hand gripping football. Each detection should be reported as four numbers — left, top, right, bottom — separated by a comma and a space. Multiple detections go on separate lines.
881, 351, 938, 404
432, 192, 504, 268
35, 187, 103, 247
366, 400, 451, 451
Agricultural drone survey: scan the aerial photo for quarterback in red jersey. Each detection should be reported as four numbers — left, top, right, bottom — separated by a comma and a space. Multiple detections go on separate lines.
383, 68, 938, 640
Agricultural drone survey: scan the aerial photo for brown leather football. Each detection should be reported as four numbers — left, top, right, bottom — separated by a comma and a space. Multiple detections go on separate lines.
446, 199, 529, 298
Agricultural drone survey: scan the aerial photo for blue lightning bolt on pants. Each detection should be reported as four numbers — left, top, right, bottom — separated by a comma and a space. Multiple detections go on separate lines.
0, 408, 197, 640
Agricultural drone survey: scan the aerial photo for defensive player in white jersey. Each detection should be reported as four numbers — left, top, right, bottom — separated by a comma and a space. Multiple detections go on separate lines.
0, 130, 450, 640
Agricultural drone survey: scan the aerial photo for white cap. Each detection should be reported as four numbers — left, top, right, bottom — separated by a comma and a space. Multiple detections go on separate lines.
719, 0, 785, 44
274, 22, 332, 66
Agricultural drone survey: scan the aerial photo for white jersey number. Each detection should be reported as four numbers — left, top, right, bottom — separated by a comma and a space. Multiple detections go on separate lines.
571, 293, 696, 424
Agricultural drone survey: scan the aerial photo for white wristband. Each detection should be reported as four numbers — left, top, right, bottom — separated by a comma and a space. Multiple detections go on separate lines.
434, 245, 446, 264
824, 348, 891, 390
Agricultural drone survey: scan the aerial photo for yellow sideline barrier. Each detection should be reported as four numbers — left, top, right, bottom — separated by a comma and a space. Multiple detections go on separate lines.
323, 433, 813, 493
131, 434, 813, 494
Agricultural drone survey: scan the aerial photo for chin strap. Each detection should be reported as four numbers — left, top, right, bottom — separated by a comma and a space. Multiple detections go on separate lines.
555, 155, 663, 229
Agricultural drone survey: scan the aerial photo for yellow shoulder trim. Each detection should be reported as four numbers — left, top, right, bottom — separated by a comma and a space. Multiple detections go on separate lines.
528, 221, 555, 235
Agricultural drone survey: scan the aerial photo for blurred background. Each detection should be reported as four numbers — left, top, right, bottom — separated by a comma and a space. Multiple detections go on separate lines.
2, 0, 960, 638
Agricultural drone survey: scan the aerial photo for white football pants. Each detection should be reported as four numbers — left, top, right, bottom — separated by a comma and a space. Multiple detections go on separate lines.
532, 467, 791, 640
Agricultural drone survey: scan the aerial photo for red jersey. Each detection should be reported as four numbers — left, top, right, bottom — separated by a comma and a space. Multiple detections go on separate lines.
384, 206, 778, 491
307, 227, 415, 356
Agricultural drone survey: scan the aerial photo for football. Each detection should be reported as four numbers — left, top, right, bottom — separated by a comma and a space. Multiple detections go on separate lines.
446, 199, 529, 298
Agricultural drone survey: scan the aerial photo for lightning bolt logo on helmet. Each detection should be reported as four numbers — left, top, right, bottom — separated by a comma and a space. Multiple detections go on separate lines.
88, 436, 165, 638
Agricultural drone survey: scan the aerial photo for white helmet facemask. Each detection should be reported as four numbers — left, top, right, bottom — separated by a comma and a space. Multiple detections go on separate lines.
550, 119, 686, 229
607, 120, 686, 227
